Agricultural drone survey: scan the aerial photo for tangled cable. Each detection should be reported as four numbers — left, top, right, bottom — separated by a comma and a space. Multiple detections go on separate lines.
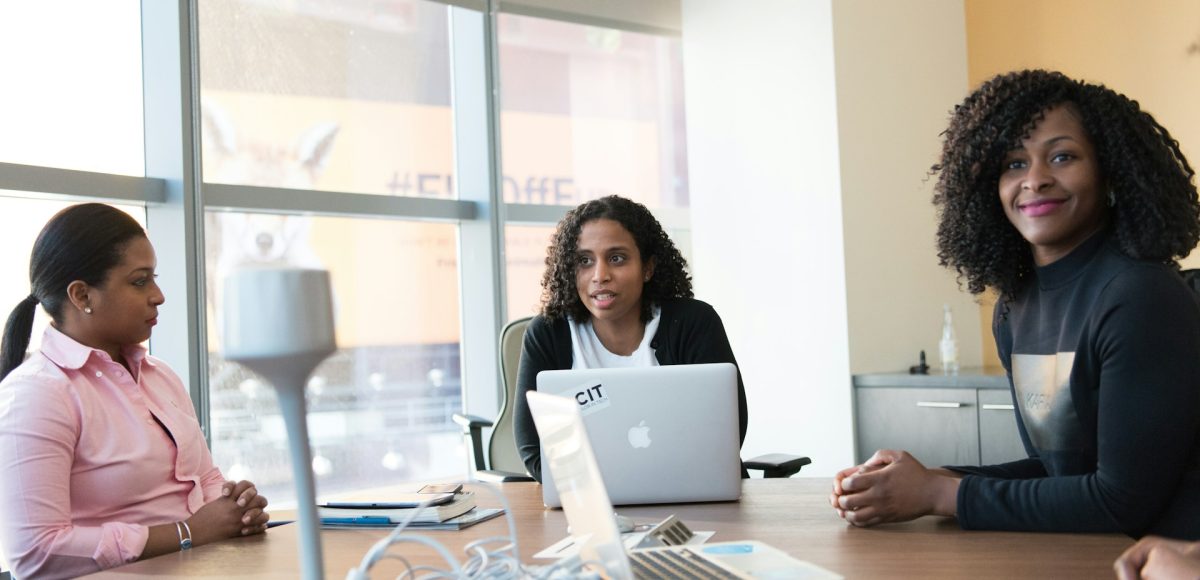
344, 482, 603, 579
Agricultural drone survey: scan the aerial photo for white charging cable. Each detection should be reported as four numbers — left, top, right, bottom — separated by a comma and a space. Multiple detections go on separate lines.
344, 482, 601, 579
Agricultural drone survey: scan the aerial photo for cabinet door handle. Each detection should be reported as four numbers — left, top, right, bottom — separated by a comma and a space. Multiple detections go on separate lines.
916, 401, 964, 408
982, 404, 1015, 411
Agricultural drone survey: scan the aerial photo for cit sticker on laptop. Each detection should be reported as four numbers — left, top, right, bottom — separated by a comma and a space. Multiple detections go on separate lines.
570, 381, 611, 416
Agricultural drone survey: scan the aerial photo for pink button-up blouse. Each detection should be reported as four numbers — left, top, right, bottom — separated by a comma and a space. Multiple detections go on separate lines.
0, 326, 226, 579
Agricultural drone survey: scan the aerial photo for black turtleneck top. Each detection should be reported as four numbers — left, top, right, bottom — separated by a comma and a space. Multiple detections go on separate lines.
950, 231, 1200, 539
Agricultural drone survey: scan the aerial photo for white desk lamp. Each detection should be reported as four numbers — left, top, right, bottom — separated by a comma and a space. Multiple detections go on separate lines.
222, 267, 336, 580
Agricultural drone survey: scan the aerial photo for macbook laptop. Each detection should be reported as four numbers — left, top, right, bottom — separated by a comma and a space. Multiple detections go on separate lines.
525, 390, 841, 579
535, 363, 741, 508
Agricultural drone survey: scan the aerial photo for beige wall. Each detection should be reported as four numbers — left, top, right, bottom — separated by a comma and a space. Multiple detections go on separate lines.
965, 0, 1200, 367
834, 0, 981, 374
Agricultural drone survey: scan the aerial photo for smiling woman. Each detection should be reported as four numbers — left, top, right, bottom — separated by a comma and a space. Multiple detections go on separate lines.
830, 70, 1200, 540
996, 105, 1109, 266
511, 195, 748, 482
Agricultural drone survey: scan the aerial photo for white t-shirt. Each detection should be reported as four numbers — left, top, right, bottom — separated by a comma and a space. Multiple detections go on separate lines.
568, 306, 662, 369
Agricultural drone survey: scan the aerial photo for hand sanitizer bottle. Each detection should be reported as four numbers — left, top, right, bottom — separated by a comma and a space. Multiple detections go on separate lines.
940, 304, 959, 375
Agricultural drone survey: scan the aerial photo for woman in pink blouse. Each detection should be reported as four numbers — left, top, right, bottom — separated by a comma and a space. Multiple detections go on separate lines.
0, 204, 269, 579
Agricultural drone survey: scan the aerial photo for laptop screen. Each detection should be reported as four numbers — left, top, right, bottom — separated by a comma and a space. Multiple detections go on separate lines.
525, 390, 632, 578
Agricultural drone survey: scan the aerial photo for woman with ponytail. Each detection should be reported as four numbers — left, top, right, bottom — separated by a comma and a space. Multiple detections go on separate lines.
0, 204, 270, 579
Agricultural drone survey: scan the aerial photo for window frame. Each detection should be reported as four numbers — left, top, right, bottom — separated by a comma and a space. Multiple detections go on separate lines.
0, 0, 687, 473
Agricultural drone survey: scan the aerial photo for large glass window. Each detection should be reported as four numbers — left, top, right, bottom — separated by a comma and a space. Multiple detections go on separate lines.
497, 14, 690, 209
505, 225, 554, 321
205, 213, 464, 501
0, 0, 692, 510
498, 15, 691, 319
0, 2, 144, 175
199, 0, 465, 504
198, 0, 454, 197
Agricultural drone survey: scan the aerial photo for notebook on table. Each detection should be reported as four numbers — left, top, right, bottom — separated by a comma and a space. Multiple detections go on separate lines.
535, 363, 741, 508
525, 390, 841, 579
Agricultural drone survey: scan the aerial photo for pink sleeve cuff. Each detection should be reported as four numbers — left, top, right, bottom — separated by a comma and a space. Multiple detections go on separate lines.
93, 522, 148, 569
201, 477, 228, 503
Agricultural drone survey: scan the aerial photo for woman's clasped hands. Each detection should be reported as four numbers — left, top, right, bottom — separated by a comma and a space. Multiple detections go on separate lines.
829, 449, 961, 527
186, 480, 270, 545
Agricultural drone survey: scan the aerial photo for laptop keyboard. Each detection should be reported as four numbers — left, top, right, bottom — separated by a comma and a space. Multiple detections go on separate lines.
629, 548, 739, 579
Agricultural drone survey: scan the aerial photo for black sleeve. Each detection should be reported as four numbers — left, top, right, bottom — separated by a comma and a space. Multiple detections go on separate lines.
512, 316, 559, 482
948, 458, 1047, 479
678, 303, 748, 447
957, 270, 1200, 535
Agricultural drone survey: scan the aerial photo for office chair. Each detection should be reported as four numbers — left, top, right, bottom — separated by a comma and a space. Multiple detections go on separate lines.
454, 316, 812, 480
744, 453, 811, 478
453, 317, 537, 483
1181, 269, 1200, 296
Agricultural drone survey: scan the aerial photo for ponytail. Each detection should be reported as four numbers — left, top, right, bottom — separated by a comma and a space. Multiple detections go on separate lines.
0, 295, 41, 381
0, 203, 145, 382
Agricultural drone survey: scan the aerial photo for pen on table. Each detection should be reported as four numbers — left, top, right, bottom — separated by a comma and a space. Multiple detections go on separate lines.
320, 516, 393, 525
266, 520, 294, 528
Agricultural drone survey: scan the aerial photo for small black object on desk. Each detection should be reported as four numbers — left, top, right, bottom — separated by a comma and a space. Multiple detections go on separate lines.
909, 350, 930, 375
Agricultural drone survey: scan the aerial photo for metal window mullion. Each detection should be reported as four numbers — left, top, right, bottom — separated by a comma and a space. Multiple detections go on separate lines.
450, 1, 506, 468
141, 0, 210, 436
202, 183, 477, 221
503, 202, 690, 231
0, 162, 166, 204
501, 203, 570, 225
496, 1, 681, 37
436, 0, 486, 11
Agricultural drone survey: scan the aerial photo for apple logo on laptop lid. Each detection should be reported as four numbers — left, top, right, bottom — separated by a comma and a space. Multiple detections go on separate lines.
628, 420, 652, 448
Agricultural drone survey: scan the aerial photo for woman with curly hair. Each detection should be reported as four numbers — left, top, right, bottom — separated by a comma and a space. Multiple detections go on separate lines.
830, 69, 1200, 539
511, 195, 747, 481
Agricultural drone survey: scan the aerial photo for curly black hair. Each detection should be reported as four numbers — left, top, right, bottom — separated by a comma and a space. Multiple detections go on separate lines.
933, 69, 1200, 300
539, 195, 693, 323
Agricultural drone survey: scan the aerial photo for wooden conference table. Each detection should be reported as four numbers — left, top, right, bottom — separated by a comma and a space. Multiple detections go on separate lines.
89, 479, 1131, 579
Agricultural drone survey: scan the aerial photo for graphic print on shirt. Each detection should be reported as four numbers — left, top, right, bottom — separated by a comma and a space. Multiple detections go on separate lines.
1012, 352, 1085, 452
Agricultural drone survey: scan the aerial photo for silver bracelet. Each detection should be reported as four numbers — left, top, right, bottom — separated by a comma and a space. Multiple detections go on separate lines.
175, 521, 193, 551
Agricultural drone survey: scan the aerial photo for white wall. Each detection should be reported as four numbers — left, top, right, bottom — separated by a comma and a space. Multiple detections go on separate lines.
833, 0, 980, 374
682, 0, 854, 475
681, 0, 973, 475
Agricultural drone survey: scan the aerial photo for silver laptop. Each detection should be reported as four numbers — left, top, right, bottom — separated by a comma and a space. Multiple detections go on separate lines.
525, 390, 841, 579
535, 363, 741, 508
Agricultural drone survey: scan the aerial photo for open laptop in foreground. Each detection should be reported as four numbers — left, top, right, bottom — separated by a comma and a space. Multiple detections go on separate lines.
526, 390, 841, 579
536, 363, 741, 508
